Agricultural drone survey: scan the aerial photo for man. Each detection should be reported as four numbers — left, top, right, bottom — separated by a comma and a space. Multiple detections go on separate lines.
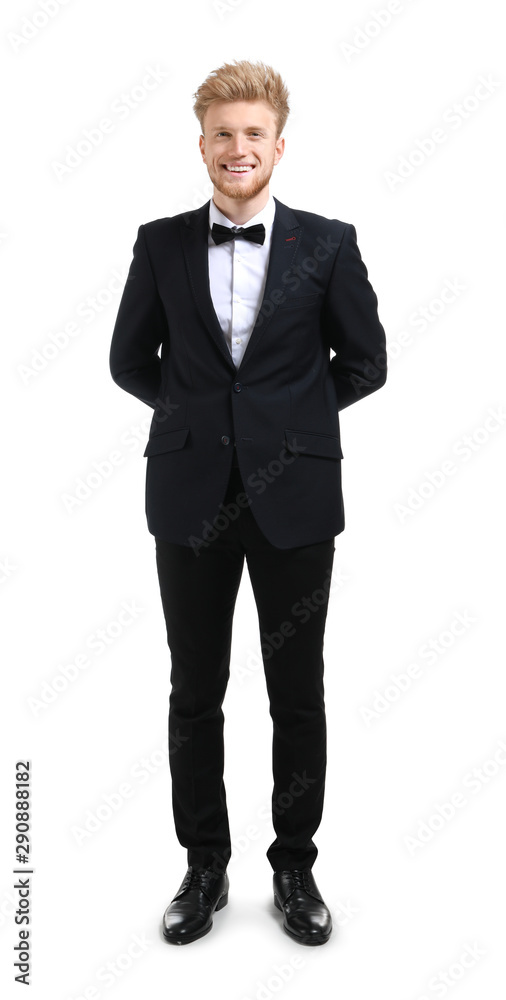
109, 59, 387, 946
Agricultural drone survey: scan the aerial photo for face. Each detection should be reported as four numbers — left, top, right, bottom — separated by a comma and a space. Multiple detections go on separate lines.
199, 99, 285, 203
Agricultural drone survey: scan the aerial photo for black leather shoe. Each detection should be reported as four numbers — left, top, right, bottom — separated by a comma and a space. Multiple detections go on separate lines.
273, 869, 332, 945
162, 866, 229, 944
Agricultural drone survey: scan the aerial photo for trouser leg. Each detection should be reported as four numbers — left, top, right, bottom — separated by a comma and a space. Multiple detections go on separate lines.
245, 532, 335, 871
154, 499, 245, 873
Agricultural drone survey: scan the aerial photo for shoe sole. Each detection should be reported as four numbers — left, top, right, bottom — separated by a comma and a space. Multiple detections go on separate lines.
162, 891, 228, 945
273, 893, 331, 946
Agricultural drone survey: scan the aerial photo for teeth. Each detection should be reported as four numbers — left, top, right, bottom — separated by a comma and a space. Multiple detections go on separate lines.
226, 165, 253, 172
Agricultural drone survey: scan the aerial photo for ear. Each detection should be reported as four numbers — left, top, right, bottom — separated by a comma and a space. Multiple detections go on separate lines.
274, 136, 285, 165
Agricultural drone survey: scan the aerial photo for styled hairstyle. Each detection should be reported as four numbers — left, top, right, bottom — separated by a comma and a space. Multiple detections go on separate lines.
193, 59, 290, 139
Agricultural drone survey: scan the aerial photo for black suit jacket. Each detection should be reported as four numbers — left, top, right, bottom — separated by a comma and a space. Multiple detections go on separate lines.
109, 196, 387, 548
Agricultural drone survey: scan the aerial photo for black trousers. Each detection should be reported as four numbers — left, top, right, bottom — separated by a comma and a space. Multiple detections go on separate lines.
154, 460, 335, 875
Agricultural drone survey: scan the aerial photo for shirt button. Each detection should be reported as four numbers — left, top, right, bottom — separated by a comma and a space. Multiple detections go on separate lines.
221, 435, 230, 445
235, 338, 241, 345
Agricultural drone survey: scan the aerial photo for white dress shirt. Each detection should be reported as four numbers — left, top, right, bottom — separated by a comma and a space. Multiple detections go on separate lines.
208, 194, 276, 368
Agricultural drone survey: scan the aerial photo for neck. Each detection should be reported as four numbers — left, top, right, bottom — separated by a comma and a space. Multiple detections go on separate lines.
212, 187, 269, 225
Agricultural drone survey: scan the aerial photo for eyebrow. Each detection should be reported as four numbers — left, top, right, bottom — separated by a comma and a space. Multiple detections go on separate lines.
210, 125, 268, 132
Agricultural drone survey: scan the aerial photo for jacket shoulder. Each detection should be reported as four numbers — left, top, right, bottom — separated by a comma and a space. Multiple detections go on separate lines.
275, 198, 351, 235
294, 207, 350, 230
139, 215, 183, 235
140, 201, 209, 234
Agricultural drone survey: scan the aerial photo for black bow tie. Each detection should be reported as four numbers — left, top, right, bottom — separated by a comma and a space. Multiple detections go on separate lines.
211, 222, 265, 246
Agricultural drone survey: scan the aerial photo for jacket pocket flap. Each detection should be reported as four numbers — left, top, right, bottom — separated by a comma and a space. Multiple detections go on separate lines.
143, 427, 189, 457
284, 428, 343, 459
278, 292, 321, 309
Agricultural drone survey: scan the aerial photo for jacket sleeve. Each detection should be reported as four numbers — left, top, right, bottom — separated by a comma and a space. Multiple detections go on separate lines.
323, 223, 387, 412
109, 224, 167, 409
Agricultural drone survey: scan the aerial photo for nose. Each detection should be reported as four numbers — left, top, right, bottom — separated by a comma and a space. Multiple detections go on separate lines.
228, 136, 248, 158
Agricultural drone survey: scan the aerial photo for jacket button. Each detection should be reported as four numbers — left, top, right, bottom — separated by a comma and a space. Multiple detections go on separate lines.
221, 435, 230, 445
233, 382, 242, 392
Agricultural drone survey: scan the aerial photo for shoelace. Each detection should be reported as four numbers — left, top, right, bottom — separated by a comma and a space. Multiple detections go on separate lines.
181, 867, 214, 892
283, 869, 312, 892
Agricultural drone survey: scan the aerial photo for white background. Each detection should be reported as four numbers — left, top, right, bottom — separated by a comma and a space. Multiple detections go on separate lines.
1, 0, 505, 997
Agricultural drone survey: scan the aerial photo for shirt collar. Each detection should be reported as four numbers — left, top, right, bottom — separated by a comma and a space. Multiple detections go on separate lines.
209, 193, 276, 241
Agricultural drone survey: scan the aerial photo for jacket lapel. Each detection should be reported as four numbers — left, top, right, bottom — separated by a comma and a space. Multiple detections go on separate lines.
179, 196, 302, 371
179, 200, 235, 371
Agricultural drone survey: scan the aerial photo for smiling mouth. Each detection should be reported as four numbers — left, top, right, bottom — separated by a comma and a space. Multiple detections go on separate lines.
222, 165, 255, 173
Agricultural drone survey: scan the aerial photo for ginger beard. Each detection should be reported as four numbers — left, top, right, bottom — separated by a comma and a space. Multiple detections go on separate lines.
204, 156, 276, 201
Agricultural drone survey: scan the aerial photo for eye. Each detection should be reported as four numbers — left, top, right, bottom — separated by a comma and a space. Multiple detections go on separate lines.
215, 131, 263, 137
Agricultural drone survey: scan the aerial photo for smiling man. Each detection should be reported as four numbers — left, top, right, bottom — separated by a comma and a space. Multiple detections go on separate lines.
109, 59, 387, 946
199, 98, 284, 215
